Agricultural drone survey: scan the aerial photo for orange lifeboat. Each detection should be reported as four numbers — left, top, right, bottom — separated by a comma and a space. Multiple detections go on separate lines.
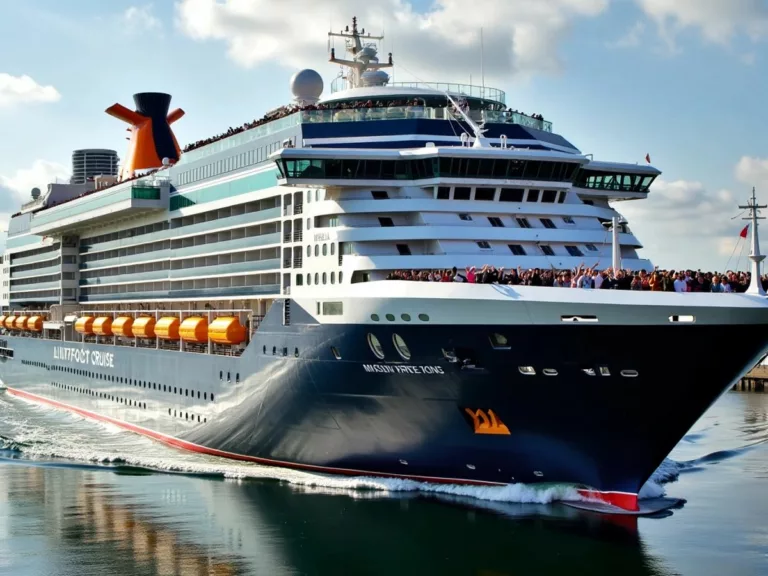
14, 316, 29, 331
3, 316, 15, 330
74, 316, 95, 335
113, 316, 134, 338
156, 316, 180, 340
27, 316, 43, 332
93, 317, 113, 336
180, 316, 208, 343
133, 316, 156, 338
0, 315, 6, 327
208, 317, 247, 345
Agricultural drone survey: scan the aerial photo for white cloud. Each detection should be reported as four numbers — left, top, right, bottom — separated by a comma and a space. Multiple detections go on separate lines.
607, 21, 645, 48
618, 177, 749, 270
0, 160, 70, 208
735, 156, 768, 190
175, 0, 609, 81
123, 5, 161, 34
0, 73, 61, 108
635, 0, 768, 52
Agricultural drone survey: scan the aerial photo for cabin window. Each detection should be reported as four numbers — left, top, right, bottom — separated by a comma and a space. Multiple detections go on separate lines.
367, 333, 386, 359
508, 244, 526, 256
392, 334, 412, 361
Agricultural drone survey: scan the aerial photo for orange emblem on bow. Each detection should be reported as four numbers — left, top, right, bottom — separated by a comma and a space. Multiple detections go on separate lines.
464, 408, 511, 435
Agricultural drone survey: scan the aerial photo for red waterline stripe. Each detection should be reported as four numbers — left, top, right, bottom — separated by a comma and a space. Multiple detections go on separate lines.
577, 489, 639, 511
4, 387, 500, 486
7, 387, 640, 511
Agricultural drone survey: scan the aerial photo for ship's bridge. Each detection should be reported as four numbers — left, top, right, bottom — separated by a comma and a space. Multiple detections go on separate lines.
573, 161, 660, 202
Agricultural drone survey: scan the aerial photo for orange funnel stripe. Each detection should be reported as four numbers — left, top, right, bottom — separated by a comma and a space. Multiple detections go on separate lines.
106, 92, 183, 181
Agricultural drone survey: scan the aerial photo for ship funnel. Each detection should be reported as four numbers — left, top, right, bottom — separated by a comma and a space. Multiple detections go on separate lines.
105, 92, 185, 181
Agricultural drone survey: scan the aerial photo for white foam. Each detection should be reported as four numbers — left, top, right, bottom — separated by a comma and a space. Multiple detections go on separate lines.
1, 392, 680, 506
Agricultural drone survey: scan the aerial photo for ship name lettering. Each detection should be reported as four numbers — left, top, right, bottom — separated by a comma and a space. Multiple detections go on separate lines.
53, 346, 114, 368
313, 232, 331, 242
362, 364, 444, 375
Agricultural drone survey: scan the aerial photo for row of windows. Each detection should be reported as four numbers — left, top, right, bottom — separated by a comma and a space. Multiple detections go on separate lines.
81, 248, 279, 282
81, 198, 279, 250
36, 361, 219, 402
10, 273, 61, 287
295, 271, 343, 287
10, 244, 61, 266
50, 381, 148, 409
573, 170, 656, 193
168, 408, 207, 423
436, 186, 567, 204
371, 313, 430, 322
178, 141, 286, 186
279, 157, 581, 183
456, 214, 577, 229
501, 243, 597, 256
80, 273, 279, 297
10, 289, 59, 301
12, 257, 62, 274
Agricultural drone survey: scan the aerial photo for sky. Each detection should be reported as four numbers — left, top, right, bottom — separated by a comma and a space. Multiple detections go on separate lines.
1, 0, 768, 270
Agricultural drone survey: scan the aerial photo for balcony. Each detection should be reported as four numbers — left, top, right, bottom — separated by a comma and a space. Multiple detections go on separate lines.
30, 180, 168, 236
80, 284, 280, 302
169, 259, 279, 280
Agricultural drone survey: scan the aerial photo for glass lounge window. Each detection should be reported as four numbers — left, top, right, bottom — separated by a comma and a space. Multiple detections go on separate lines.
565, 245, 583, 257
540, 245, 555, 256
540, 218, 557, 229
516, 217, 531, 229
508, 244, 526, 256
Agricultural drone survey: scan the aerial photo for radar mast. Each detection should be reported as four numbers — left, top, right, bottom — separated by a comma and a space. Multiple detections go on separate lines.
329, 17, 393, 89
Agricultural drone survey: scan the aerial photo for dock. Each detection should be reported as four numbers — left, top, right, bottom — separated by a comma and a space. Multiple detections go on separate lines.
735, 362, 768, 391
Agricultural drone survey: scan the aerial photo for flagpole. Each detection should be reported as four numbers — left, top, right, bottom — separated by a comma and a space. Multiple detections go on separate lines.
739, 187, 766, 296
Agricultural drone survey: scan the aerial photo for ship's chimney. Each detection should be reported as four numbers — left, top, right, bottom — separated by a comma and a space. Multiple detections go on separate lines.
105, 92, 184, 181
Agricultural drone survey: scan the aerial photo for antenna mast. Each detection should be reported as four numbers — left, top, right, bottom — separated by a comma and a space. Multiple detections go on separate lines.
739, 187, 767, 296
328, 16, 392, 90
480, 27, 485, 102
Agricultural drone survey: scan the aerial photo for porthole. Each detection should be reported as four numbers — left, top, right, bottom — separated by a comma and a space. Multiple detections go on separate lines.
339, 271, 343, 283
263, 345, 266, 354
385, 313, 395, 322
401, 313, 411, 322
204, 392, 208, 400
294, 347, 299, 357
599, 366, 611, 376
211, 393, 215, 401
331, 346, 342, 360
489, 333, 510, 350
621, 370, 639, 378
322, 272, 327, 285
314, 273, 319, 285
306, 245, 311, 257
367, 333, 386, 359
331, 243, 336, 255
371, 314, 380, 322
331, 272, 336, 284
418, 314, 430, 322
236, 373, 240, 383
314, 245, 319, 257
542, 368, 558, 376
322, 244, 328, 256
272, 346, 276, 355
392, 334, 411, 361
582, 368, 596, 376
307, 273, 311, 286
519, 366, 536, 376
669, 315, 695, 323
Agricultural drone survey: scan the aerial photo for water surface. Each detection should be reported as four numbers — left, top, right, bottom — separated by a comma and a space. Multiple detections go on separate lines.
0, 390, 766, 575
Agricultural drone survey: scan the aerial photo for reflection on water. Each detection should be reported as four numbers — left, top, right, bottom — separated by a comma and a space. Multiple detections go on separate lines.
0, 465, 675, 576
0, 391, 766, 576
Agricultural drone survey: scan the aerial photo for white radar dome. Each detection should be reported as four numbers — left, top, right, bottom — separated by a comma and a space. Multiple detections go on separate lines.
290, 69, 324, 105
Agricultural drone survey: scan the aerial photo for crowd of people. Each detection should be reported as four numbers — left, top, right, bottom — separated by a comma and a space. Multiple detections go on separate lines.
387, 265, 765, 292
182, 98, 547, 153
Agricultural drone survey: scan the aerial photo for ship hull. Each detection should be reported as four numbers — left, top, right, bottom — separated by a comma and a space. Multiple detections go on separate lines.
2, 304, 766, 512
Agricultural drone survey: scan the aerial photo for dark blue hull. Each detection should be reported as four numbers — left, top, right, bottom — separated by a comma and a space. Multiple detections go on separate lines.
2, 300, 767, 510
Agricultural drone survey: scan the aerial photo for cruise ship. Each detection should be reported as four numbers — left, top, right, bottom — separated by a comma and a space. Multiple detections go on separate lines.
2, 18, 768, 514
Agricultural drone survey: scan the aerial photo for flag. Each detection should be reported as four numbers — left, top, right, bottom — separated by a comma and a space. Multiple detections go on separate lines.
645, 153, 651, 164
740, 224, 749, 239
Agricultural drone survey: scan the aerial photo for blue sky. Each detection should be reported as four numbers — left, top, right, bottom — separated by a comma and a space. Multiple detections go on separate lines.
1, 0, 767, 269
